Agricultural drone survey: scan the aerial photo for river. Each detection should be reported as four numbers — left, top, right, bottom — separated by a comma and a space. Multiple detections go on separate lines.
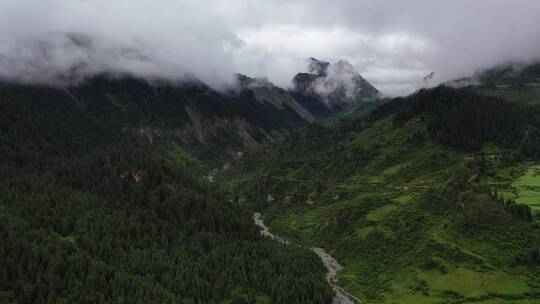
253, 213, 358, 304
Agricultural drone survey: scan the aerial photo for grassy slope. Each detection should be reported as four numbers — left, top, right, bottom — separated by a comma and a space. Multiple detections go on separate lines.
485, 162, 540, 212
512, 165, 540, 211
471, 78, 540, 213
225, 93, 540, 303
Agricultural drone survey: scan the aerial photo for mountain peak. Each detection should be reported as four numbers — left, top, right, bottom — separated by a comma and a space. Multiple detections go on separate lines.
237, 73, 273, 89
237, 73, 315, 122
332, 60, 359, 76
292, 57, 380, 111
308, 57, 330, 76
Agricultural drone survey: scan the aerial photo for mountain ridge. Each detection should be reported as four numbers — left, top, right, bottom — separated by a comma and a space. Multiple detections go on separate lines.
442, 60, 540, 88
0, 73, 321, 162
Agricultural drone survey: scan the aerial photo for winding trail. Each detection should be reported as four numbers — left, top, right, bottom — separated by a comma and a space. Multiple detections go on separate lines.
253, 213, 360, 304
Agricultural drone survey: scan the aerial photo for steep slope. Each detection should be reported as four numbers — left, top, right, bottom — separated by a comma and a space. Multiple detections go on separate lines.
0, 77, 335, 303
237, 74, 315, 122
292, 58, 381, 112
0, 74, 318, 162
226, 87, 540, 303
287, 91, 334, 120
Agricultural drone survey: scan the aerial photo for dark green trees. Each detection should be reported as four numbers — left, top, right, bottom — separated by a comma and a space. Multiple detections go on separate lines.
0, 81, 333, 303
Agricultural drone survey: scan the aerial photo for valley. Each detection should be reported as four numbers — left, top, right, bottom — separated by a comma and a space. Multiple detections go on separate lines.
225, 85, 540, 303
0, 77, 338, 304
2, 56, 540, 304
254, 213, 358, 304
2, 2, 540, 304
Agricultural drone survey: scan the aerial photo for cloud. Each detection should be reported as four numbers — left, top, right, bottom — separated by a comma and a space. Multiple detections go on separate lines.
0, 0, 243, 89
1, 0, 540, 95
311, 60, 365, 100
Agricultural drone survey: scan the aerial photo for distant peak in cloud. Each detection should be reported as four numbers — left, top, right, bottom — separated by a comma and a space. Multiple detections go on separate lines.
1, 0, 540, 95
293, 57, 380, 110
308, 57, 330, 76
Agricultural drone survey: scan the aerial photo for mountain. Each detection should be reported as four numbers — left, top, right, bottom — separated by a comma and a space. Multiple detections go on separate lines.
237, 73, 315, 122
0, 69, 380, 304
422, 71, 435, 84
292, 57, 381, 112
5, 53, 540, 304
477, 61, 540, 85
443, 61, 540, 88
226, 86, 540, 303
442, 61, 540, 106
0, 74, 321, 161
0, 74, 334, 303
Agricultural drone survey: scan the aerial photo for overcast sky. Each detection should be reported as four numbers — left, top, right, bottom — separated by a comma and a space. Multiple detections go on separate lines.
1, 0, 540, 96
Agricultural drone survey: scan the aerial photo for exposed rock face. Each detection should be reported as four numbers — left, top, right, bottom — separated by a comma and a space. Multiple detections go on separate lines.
238, 74, 315, 122
292, 58, 381, 111
293, 73, 320, 94
423, 71, 435, 81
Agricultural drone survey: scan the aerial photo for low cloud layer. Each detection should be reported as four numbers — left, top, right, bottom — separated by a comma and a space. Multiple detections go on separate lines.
1, 0, 540, 95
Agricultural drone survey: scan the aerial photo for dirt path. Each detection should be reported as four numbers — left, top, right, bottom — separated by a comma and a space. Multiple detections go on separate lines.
253, 213, 360, 304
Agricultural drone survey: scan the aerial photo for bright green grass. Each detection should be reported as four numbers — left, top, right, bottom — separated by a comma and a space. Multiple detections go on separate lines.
379, 266, 531, 304
165, 143, 202, 168
393, 193, 416, 203
60, 234, 76, 244
484, 160, 540, 211
366, 204, 397, 221
381, 272, 441, 304
381, 163, 409, 178
356, 226, 376, 238
495, 164, 540, 212
419, 268, 529, 297
511, 165, 540, 211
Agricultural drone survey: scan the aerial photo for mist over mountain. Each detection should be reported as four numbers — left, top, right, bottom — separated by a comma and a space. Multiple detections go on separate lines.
1, 0, 540, 96
3, 2, 540, 304
441, 60, 540, 88
293, 58, 380, 111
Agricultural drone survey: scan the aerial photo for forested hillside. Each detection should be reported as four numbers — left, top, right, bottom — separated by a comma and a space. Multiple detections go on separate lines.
0, 75, 316, 161
368, 87, 540, 153
4, 77, 540, 304
226, 86, 540, 303
0, 80, 334, 303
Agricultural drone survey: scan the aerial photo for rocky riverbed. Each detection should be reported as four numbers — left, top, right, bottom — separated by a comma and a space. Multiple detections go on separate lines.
253, 213, 358, 304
